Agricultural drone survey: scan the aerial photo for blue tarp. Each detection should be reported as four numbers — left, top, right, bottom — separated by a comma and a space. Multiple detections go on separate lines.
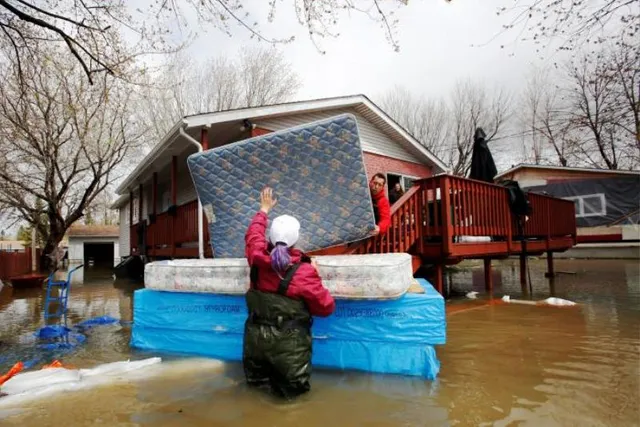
131, 278, 445, 379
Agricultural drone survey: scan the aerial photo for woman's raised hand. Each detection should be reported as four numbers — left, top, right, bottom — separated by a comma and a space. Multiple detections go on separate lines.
260, 187, 277, 214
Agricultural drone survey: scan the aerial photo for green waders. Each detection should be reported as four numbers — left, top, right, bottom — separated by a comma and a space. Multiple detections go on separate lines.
242, 263, 313, 399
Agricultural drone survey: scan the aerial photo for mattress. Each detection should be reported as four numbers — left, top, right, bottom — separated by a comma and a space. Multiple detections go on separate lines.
132, 279, 446, 346
187, 114, 376, 258
130, 279, 446, 379
143, 253, 414, 300
315, 253, 413, 299
145, 259, 251, 295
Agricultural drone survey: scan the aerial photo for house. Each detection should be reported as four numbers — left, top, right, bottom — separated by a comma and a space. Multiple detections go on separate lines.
111, 97, 579, 291
0, 240, 26, 252
111, 95, 448, 261
67, 224, 120, 274
496, 164, 640, 257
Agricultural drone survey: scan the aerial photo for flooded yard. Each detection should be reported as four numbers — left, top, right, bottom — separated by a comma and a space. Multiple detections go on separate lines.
0, 259, 638, 426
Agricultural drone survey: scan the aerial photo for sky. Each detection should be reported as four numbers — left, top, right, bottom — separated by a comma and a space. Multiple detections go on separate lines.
143, 0, 576, 172
165, 0, 567, 103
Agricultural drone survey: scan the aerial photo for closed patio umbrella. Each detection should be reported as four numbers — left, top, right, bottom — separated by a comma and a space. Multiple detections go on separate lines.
468, 127, 497, 183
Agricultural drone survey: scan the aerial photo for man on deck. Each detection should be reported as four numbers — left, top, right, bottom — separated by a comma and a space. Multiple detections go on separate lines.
369, 173, 391, 236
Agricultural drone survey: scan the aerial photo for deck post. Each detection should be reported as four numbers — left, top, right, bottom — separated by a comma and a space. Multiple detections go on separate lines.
484, 258, 493, 292
519, 253, 527, 289
152, 172, 158, 218
545, 252, 555, 278
138, 183, 144, 255
434, 263, 444, 294
129, 190, 134, 253
200, 126, 209, 151
440, 176, 453, 256
171, 155, 177, 258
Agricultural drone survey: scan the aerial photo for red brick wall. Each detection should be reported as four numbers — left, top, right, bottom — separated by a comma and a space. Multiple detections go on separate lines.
362, 152, 433, 181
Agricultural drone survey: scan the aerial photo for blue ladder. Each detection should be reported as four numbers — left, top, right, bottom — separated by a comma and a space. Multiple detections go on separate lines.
43, 264, 84, 324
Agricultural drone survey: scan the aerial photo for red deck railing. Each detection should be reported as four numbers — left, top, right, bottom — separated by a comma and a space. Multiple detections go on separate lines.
130, 174, 576, 263
349, 174, 576, 258
131, 200, 210, 257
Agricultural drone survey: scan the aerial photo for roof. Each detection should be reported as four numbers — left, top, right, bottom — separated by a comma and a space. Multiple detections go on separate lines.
113, 94, 449, 206
0, 240, 25, 249
67, 225, 119, 238
496, 164, 640, 180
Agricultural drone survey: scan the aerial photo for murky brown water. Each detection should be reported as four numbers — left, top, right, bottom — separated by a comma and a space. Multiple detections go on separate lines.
0, 260, 638, 426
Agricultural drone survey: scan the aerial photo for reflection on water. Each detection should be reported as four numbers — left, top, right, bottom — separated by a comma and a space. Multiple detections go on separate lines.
0, 260, 638, 426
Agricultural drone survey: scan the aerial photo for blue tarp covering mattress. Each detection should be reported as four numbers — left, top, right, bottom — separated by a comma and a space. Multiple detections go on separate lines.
186, 114, 376, 257
131, 279, 445, 379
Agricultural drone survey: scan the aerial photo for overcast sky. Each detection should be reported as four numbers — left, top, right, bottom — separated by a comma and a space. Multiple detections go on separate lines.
148, 0, 577, 172
168, 1, 567, 103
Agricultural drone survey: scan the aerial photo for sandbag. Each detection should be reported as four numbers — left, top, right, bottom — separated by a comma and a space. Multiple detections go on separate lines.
145, 253, 413, 300
1, 368, 80, 395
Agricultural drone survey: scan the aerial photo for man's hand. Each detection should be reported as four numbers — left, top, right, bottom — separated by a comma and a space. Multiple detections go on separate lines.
372, 225, 380, 236
260, 187, 277, 214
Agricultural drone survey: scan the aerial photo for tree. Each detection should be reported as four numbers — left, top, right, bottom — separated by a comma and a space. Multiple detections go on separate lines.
447, 80, 511, 176
0, 0, 416, 84
564, 41, 639, 169
518, 40, 639, 170
497, 0, 639, 52
84, 188, 118, 226
519, 69, 575, 166
380, 80, 511, 176
0, 43, 144, 267
139, 46, 301, 143
379, 86, 450, 161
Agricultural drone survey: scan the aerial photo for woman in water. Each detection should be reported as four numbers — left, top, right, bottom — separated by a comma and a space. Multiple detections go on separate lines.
243, 187, 335, 399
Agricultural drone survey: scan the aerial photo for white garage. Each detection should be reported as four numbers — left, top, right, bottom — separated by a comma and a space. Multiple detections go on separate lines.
67, 225, 120, 283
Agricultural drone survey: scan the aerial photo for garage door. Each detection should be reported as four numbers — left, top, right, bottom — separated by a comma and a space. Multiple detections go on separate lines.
84, 243, 114, 268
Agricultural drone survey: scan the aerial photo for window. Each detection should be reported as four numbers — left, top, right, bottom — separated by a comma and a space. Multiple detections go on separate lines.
564, 193, 606, 218
402, 176, 416, 191
386, 173, 419, 192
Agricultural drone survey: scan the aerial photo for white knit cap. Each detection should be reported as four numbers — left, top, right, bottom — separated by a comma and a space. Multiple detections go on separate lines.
269, 214, 300, 247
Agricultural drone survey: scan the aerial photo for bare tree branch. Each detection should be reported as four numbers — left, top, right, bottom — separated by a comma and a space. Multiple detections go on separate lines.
380, 80, 511, 176
136, 46, 301, 145
0, 0, 416, 84
0, 40, 145, 265
496, 0, 639, 53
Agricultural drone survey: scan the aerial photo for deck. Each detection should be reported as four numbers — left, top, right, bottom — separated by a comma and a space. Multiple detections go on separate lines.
130, 174, 577, 293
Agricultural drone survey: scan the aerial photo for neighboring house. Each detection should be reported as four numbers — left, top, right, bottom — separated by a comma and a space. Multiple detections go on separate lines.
111, 94, 448, 260
67, 225, 120, 269
0, 240, 26, 252
496, 164, 640, 243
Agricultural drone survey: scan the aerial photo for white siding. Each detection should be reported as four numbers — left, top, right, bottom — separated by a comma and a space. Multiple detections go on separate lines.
255, 108, 423, 163
176, 168, 197, 206
119, 205, 130, 258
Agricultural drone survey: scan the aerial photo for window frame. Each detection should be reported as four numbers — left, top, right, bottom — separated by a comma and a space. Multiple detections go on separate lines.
563, 193, 606, 218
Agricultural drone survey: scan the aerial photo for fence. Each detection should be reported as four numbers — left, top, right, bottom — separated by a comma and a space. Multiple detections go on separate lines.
0, 248, 41, 281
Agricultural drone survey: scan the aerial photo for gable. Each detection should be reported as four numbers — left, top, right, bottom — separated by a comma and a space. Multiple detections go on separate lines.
254, 108, 426, 164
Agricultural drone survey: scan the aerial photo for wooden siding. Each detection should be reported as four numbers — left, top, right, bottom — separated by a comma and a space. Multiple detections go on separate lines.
255, 108, 424, 164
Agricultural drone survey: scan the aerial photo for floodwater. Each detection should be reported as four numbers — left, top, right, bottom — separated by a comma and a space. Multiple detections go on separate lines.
0, 259, 638, 426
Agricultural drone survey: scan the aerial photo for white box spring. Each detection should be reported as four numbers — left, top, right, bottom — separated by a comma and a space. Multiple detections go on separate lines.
144, 253, 413, 300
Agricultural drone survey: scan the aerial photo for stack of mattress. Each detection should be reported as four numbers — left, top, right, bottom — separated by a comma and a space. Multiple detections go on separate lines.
133, 115, 447, 379
186, 114, 376, 257
144, 253, 414, 300
130, 278, 445, 379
